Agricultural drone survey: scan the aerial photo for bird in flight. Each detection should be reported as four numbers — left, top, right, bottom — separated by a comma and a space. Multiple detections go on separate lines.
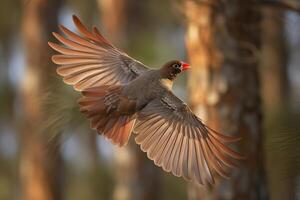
49, 15, 242, 185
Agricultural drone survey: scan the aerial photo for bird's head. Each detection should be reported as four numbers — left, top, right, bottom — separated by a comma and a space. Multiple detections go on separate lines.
160, 60, 190, 80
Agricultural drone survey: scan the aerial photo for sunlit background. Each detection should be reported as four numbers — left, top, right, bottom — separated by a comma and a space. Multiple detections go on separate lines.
0, 0, 300, 200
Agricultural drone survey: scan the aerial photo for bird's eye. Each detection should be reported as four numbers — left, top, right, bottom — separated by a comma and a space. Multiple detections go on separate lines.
173, 64, 180, 69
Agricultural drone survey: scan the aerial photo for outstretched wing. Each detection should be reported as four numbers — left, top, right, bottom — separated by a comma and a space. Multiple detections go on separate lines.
49, 15, 149, 91
134, 91, 242, 185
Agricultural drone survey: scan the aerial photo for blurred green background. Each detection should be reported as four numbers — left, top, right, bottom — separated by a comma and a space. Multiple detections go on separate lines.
0, 0, 300, 200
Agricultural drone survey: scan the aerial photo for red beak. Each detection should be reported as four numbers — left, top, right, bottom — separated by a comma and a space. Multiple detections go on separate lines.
181, 62, 190, 71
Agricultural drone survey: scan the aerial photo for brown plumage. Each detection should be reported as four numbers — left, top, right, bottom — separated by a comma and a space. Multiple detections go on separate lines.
49, 15, 243, 185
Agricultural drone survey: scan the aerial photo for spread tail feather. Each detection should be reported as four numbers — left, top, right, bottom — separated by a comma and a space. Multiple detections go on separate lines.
78, 85, 136, 146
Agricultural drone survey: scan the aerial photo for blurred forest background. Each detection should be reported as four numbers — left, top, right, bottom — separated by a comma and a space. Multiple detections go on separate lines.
0, 0, 300, 199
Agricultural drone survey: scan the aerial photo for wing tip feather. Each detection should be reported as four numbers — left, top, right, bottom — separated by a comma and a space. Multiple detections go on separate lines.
72, 15, 80, 25
51, 55, 59, 64
59, 25, 75, 37
48, 41, 55, 50
52, 32, 63, 41
56, 67, 65, 76
52, 32, 58, 38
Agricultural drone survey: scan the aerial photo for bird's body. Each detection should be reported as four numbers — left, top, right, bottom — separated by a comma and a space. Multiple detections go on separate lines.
49, 15, 243, 185
124, 69, 167, 108
123, 67, 179, 108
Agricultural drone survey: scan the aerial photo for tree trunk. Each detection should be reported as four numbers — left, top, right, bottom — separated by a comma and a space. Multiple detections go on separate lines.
98, 0, 127, 45
260, 8, 295, 200
260, 8, 289, 109
20, 1, 62, 200
97, 1, 162, 199
185, 0, 268, 199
